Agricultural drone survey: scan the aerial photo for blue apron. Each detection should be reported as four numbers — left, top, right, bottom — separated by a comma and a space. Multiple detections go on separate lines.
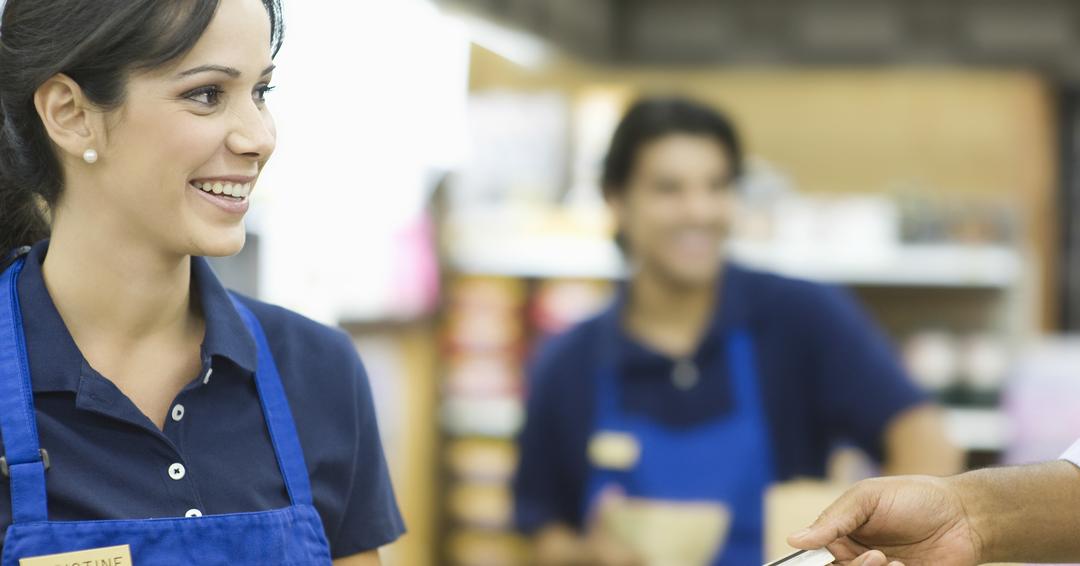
0, 251, 333, 565
583, 313, 776, 565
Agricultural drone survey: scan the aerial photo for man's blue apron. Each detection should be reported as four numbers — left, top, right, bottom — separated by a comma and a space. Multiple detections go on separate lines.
0, 250, 332, 564
583, 310, 776, 565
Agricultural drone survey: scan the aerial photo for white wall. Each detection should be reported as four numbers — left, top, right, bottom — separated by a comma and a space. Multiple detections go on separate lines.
254, 0, 469, 323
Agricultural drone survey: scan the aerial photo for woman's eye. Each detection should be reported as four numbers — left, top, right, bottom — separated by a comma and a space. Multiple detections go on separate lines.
254, 84, 276, 104
185, 86, 224, 106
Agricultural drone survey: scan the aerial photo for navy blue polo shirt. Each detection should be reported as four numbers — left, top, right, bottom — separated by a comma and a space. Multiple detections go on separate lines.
0, 241, 405, 558
513, 262, 929, 534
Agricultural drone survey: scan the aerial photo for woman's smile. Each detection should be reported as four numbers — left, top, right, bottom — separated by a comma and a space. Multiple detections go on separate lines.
188, 175, 257, 215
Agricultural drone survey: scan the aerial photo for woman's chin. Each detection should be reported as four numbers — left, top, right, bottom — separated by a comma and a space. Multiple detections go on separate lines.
190, 231, 246, 258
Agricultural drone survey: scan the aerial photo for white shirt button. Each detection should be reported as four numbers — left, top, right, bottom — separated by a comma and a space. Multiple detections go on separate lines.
672, 359, 700, 391
185, 508, 203, 518
171, 404, 185, 422
168, 463, 186, 481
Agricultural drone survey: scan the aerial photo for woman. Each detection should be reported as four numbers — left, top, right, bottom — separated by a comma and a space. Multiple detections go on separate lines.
0, 1, 403, 564
513, 97, 961, 565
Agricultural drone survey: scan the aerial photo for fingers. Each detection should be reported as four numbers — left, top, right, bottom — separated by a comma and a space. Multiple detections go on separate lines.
789, 482, 879, 549
849, 550, 888, 566
843, 551, 904, 566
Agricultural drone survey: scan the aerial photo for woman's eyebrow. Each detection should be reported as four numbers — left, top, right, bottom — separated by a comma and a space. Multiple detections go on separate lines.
176, 63, 276, 79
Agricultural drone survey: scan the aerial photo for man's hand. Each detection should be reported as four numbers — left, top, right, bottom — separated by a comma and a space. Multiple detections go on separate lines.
534, 523, 641, 566
787, 476, 982, 566
534, 488, 644, 566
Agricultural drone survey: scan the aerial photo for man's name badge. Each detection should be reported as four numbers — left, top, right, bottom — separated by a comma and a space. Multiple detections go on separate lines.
20, 544, 132, 566
588, 431, 641, 470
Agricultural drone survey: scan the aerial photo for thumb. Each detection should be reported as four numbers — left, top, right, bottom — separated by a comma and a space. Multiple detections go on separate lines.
788, 482, 878, 549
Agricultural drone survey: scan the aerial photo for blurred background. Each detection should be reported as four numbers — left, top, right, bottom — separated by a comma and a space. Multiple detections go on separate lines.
213, 1, 1080, 564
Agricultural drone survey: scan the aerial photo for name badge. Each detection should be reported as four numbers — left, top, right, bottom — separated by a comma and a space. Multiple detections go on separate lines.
20, 544, 132, 566
588, 431, 641, 471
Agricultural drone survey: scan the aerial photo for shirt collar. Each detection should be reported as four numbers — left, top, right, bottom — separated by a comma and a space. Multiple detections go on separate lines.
191, 254, 257, 374
603, 261, 751, 364
18, 240, 257, 394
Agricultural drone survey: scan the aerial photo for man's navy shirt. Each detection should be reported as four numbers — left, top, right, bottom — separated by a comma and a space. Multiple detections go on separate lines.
514, 262, 929, 533
0, 241, 405, 558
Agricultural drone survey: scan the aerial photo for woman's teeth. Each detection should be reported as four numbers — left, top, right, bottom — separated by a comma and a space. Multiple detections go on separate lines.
191, 180, 253, 199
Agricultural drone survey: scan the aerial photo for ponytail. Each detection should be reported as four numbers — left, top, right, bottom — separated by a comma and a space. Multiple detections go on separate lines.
0, 98, 50, 253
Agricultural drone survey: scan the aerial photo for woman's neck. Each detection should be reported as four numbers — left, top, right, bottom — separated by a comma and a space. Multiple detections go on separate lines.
40, 201, 207, 430
623, 265, 721, 359
42, 219, 199, 356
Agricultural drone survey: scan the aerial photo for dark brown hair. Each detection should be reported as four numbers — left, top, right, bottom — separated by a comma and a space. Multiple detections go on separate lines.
602, 96, 743, 198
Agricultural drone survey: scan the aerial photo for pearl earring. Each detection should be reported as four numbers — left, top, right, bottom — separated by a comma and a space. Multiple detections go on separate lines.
82, 149, 98, 164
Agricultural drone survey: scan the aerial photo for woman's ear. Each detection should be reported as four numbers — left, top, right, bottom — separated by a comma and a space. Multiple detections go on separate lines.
33, 73, 105, 163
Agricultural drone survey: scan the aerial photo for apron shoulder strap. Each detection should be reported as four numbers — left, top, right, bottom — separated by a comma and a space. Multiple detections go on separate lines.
229, 295, 316, 508
0, 256, 50, 523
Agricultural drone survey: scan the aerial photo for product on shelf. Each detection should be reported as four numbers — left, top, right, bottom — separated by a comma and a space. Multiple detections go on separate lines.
449, 483, 515, 530
902, 330, 960, 392
958, 333, 1009, 394
1002, 339, 1080, 465
445, 353, 524, 398
447, 529, 529, 566
447, 439, 519, 484
448, 277, 528, 312
445, 310, 526, 352
442, 396, 525, 439
530, 279, 614, 335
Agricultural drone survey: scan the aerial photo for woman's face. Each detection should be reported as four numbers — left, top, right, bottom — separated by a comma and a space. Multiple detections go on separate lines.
79, 0, 276, 258
610, 134, 737, 287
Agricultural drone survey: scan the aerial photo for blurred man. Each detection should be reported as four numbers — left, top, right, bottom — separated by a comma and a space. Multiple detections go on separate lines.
513, 97, 962, 566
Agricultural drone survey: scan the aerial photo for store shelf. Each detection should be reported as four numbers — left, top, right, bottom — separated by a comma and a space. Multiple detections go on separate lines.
730, 242, 1022, 289
944, 407, 1010, 452
440, 274, 533, 566
449, 234, 1023, 288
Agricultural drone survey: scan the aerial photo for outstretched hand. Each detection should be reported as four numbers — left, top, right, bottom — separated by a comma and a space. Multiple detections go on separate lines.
786, 476, 982, 566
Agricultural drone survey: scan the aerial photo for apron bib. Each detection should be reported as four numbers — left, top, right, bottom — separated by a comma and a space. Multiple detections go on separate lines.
583, 315, 775, 565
